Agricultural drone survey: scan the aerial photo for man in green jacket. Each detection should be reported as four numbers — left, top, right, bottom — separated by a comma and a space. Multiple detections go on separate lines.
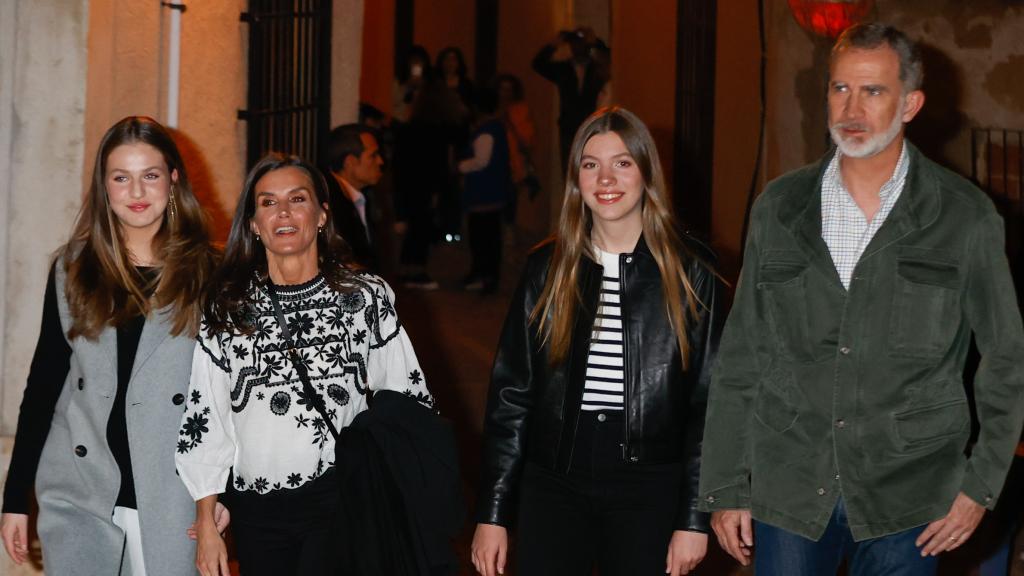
699, 22, 1024, 575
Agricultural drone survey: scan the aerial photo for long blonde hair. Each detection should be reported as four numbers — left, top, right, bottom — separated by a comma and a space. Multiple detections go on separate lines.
530, 107, 701, 367
63, 116, 216, 339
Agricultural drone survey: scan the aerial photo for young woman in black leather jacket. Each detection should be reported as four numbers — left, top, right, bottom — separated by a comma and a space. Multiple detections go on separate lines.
471, 107, 723, 576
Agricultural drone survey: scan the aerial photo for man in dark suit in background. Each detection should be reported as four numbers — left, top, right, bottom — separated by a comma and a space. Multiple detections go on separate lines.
324, 124, 384, 270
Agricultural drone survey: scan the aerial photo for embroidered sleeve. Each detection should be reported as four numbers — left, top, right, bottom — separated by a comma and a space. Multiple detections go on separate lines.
174, 326, 238, 500
366, 281, 434, 407
363, 277, 401, 348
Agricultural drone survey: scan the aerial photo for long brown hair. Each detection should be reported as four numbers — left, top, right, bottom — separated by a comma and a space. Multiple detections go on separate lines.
530, 107, 701, 367
204, 153, 359, 334
63, 116, 216, 339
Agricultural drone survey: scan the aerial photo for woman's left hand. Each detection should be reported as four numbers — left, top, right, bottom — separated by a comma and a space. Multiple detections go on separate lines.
665, 530, 707, 576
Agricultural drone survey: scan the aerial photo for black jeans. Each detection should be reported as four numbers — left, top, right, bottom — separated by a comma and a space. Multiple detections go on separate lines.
467, 209, 503, 282
515, 411, 684, 575
229, 469, 338, 576
400, 190, 435, 268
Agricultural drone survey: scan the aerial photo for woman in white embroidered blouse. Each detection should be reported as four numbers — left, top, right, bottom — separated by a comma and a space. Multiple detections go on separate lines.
175, 154, 433, 576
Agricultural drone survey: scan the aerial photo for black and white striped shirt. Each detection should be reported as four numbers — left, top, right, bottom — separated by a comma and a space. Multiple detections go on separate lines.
582, 248, 625, 411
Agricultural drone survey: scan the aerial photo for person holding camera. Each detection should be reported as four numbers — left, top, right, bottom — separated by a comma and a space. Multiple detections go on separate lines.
532, 27, 610, 172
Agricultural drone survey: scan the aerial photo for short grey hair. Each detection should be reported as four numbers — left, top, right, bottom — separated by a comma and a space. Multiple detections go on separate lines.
832, 23, 924, 92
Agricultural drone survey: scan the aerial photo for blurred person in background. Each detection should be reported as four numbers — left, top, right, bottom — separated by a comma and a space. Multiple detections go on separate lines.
457, 86, 510, 295
324, 123, 384, 270
495, 73, 539, 227
393, 45, 432, 125
533, 27, 610, 172
436, 46, 476, 245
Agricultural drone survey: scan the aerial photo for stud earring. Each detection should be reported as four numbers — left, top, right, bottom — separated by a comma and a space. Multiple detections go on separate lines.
318, 226, 324, 235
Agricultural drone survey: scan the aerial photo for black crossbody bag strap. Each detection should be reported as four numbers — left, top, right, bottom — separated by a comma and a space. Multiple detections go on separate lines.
265, 283, 341, 441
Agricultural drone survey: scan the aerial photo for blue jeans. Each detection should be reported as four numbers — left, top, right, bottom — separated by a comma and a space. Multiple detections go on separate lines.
754, 499, 938, 576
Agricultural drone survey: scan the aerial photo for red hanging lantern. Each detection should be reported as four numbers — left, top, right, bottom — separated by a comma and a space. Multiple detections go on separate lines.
787, 0, 875, 38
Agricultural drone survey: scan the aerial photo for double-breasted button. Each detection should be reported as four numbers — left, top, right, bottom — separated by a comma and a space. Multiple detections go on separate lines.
597, 413, 607, 422
839, 346, 851, 355
77, 378, 84, 391
74, 445, 88, 457
172, 393, 185, 406
816, 487, 826, 496
836, 419, 846, 429
706, 495, 716, 504
629, 456, 639, 462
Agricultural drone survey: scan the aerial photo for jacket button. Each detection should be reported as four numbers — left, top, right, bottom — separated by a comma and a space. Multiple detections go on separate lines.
172, 393, 185, 405
836, 419, 846, 429
630, 456, 639, 462
706, 495, 716, 504
74, 445, 87, 457
817, 487, 826, 496
597, 413, 607, 422
77, 378, 84, 391
839, 346, 851, 355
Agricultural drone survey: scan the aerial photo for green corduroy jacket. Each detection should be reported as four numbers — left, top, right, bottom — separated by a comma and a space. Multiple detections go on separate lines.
698, 142, 1024, 541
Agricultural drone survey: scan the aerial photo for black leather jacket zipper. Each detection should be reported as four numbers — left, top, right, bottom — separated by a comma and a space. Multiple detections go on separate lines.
620, 252, 632, 462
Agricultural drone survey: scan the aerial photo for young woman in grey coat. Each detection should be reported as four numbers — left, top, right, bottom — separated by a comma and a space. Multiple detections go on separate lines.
0, 116, 222, 575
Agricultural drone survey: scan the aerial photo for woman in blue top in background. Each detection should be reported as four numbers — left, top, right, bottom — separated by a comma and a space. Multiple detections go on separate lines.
457, 86, 510, 294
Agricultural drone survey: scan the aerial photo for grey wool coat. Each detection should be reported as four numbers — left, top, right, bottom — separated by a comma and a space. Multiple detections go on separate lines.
34, 262, 198, 575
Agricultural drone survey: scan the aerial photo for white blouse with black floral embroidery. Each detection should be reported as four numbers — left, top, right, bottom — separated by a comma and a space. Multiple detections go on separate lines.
174, 272, 433, 500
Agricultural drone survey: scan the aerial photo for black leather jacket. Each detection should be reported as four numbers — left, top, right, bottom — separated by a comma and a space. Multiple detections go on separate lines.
476, 234, 723, 532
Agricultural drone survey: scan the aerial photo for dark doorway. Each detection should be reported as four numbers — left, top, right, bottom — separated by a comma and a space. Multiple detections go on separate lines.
674, 0, 717, 240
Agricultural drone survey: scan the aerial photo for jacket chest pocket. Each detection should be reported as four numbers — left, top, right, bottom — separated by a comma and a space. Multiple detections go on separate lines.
757, 255, 815, 362
888, 257, 961, 358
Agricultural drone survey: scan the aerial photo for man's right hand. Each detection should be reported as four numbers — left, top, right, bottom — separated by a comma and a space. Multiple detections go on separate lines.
711, 509, 754, 566
0, 513, 29, 564
471, 523, 508, 576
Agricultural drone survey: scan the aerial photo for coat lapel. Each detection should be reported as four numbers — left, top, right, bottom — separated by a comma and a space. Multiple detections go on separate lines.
130, 305, 174, 384
859, 144, 941, 261
779, 153, 844, 290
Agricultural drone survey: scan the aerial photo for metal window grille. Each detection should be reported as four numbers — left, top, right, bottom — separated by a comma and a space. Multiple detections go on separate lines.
239, 0, 332, 169
971, 127, 1023, 267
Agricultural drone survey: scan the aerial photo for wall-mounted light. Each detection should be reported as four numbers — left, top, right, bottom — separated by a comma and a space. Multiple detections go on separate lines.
787, 0, 874, 38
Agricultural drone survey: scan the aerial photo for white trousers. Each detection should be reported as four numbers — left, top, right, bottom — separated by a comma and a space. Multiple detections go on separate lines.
112, 506, 148, 576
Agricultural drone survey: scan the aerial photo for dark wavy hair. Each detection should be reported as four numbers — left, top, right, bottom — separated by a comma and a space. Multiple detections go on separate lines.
436, 46, 468, 80
204, 153, 359, 333
63, 116, 216, 339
